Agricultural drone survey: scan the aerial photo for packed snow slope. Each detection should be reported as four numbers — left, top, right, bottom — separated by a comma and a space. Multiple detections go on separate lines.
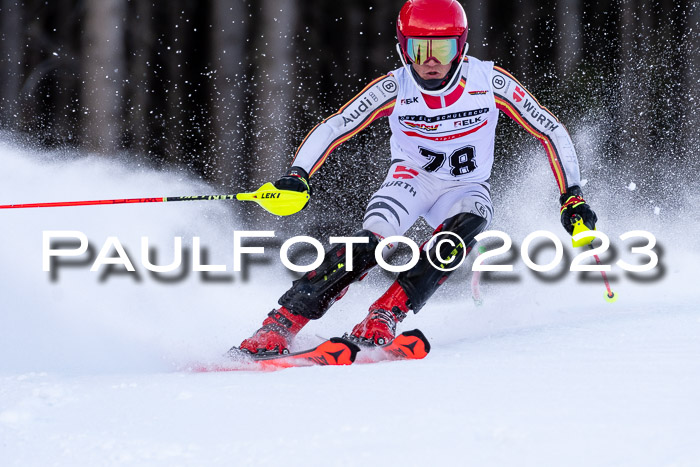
1, 138, 699, 466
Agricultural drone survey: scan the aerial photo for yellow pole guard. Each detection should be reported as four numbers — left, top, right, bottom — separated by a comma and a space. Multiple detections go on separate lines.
571, 217, 596, 248
236, 182, 310, 216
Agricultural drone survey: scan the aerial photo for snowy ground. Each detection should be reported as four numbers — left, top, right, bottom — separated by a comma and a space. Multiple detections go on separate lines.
1, 140, 699, 466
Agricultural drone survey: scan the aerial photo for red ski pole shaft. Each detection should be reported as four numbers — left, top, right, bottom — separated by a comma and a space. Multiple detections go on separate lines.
593, 254, 612, 293
589, 245, 617, 302
570, 214, 617, 302
0, 194, 237, 210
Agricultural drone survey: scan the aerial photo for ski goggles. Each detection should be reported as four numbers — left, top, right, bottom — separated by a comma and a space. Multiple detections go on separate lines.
406, 38, 459, 65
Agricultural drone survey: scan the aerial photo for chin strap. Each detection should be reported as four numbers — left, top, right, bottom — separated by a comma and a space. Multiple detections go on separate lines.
396, 42, 469, 96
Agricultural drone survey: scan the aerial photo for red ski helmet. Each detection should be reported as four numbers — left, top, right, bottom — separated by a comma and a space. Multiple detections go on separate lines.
397, 0, 468, 65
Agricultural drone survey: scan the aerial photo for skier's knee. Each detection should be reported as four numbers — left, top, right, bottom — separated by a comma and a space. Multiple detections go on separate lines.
440, 212, 488, 242
362, 219, 402, 261
279, 229, 380, 320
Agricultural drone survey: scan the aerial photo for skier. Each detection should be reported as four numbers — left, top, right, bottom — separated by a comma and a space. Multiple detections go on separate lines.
236, 0, 597, 354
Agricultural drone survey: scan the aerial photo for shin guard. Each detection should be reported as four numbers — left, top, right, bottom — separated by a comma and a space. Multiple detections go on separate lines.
278, 230, 379, 319
398, 213, 487, 313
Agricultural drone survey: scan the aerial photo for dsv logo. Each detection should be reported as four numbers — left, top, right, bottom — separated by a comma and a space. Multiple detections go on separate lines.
382, 80, 397, 93
492, 75, 506, 90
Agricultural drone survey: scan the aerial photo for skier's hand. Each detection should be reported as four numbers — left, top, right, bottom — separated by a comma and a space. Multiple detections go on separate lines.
274, 166, 311, 195
559, 185, 597, 235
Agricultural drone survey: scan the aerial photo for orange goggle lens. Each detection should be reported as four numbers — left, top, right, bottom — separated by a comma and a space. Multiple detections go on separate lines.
406, 38, 459, 65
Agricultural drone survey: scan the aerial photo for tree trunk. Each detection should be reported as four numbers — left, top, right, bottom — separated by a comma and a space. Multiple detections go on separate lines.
555, 0, 582, 78
513, 0, 534, 78
249, 0, 299, 187
210, 0, 249, 188
682, 0, 699, 163
48, 0, 81, 146
126, 0, 155, 153
370, 0, 396, 71
617, 0, 651, 163
0, 0, 24, 128
466, 1, 490, 59
162, 0, 187, 163
81, 0, 127, 153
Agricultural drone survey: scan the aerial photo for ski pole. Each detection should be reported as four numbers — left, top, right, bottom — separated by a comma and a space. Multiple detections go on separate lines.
0, 194, 236, 209
0, 182, 310, 216
589, 244, 617, 303
570, 215, 617, 303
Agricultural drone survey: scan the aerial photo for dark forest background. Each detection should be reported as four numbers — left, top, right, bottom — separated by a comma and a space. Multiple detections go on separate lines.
0, 0, 698, 232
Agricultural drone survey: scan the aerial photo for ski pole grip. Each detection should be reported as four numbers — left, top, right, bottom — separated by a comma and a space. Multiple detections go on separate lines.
570, 214, 594, 248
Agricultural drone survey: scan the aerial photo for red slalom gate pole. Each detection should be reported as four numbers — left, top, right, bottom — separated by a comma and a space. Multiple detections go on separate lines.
0, 194, 237, 210
470, 246, 487, 306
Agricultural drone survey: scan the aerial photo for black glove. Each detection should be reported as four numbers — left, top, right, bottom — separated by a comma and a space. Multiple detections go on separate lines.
274, 166, 311, 194
559, 185, 597, 235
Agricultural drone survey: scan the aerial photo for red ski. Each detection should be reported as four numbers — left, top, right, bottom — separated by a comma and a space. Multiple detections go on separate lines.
189, 330, 429, 373
354, 329, 431, 364
192, 337, 360, 372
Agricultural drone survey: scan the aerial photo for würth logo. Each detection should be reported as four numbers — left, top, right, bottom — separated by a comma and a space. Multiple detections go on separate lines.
393, 166, 419, 179
513, 86, 525, 103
